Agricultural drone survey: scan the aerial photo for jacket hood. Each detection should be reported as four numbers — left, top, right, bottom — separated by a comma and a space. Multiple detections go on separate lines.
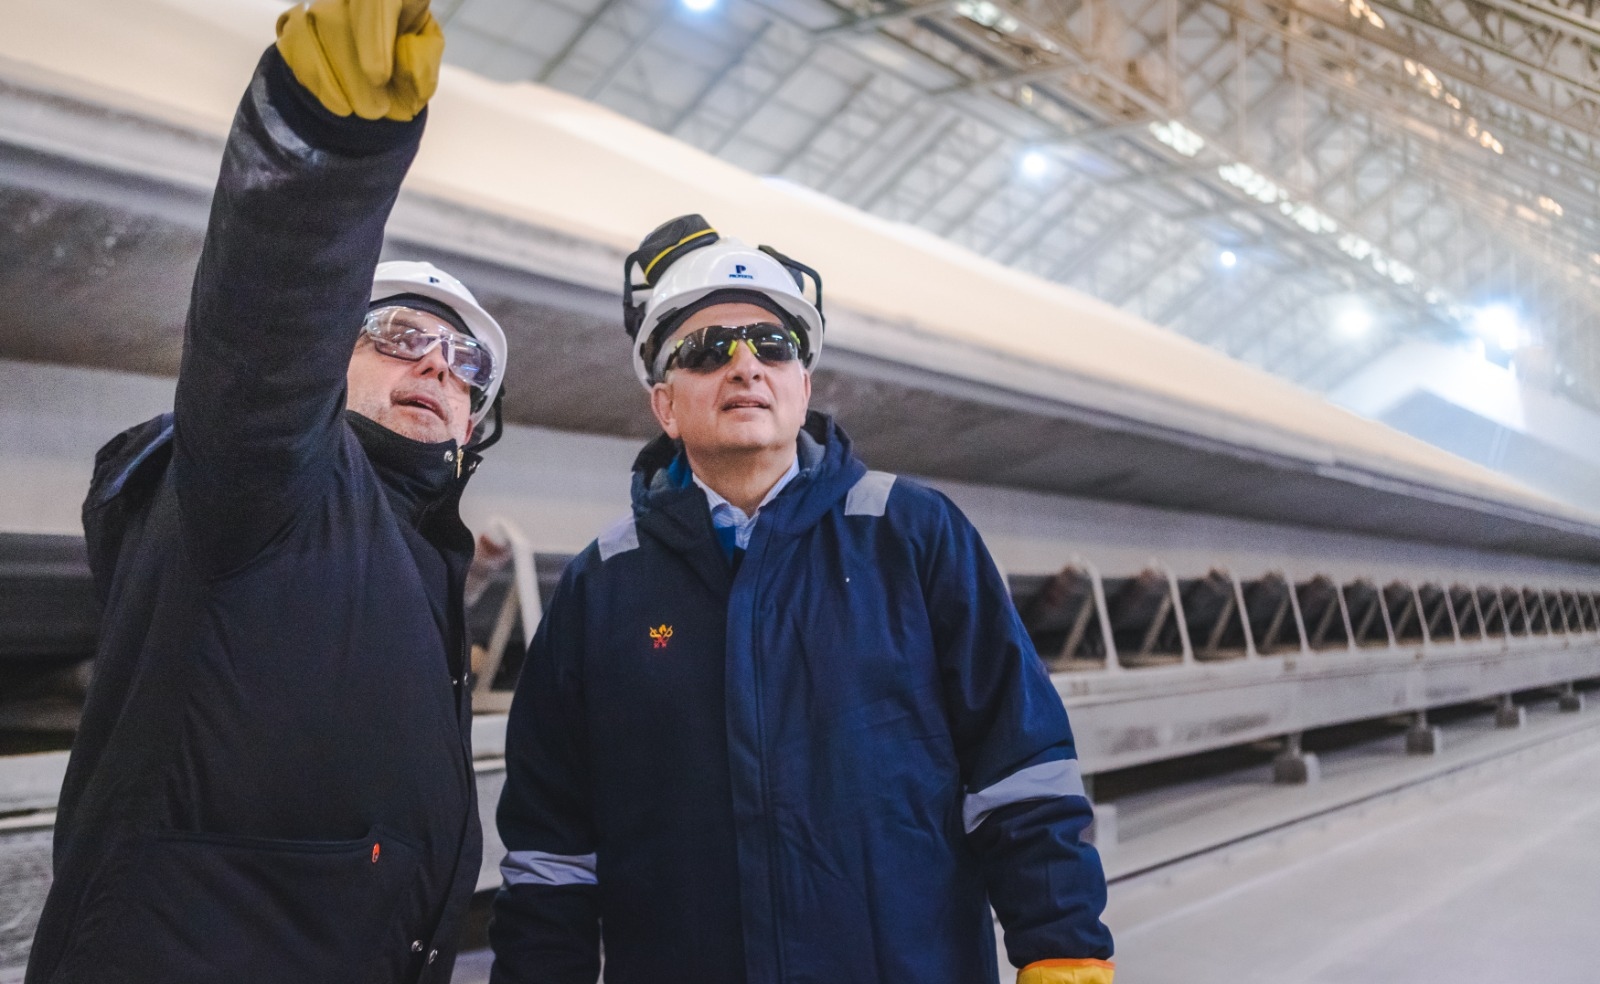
629, 410, 867, 537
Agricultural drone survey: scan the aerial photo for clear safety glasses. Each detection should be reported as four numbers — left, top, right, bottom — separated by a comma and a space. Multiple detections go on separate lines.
362, 306, 494, 391
660, 323, 802, 377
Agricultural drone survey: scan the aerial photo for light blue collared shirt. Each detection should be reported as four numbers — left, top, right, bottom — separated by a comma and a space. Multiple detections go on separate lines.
693, 456, 800, 552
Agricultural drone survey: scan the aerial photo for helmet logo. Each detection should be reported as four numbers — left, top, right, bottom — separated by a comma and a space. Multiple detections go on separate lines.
428, 276, 440, 283
729, 264, 755, 280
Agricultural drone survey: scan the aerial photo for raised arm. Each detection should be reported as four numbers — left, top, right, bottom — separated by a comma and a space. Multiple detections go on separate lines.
919, 492, 1116, 984
172, 0, 441, 572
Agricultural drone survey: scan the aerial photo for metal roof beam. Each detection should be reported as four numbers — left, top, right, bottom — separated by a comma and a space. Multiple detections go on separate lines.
1364, 0, 1600, 102
668, 20, 775, 134
536, 0, 630, 84
904, 133, 1010, 223
845, 111, 964, 209
990, 178, 1096, 264
932, 163, 1022, 236
1104, 231, 1201, 306
767, 71, 872, 170
815, 0, 959, 39
1481, 0, 1600, 49
1049, 210, 1151, 282
583, 3, 673, 100
816, 93, 936, 193
1153, 269, 1223, 325
1253, 0, 1600, 146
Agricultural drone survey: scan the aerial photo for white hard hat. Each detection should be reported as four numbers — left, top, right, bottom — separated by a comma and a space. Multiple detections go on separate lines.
370, 260, 508, 425
623, 217, 823, 389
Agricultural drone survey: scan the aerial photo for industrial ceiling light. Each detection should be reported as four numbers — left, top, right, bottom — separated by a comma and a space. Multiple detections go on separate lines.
1335, 306, 1372, 339
1472, 304, 1522, 351
956, 0, 1020, 34
1341, 0, 1386, 28
1149, 120, 1204, 158
1019, 150, 1050, 180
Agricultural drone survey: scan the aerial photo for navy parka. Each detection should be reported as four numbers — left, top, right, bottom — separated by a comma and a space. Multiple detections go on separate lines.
26, 50, 481, 984
491, 413, 1113, 984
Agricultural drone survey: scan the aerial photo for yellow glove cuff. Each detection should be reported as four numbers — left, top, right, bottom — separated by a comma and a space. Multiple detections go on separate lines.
1017, 958, 1116, 984
276, 0, 443, 122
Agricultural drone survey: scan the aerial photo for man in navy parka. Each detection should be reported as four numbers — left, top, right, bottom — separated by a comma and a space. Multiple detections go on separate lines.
490, 217, 1114, 984
27, 3, 508, 982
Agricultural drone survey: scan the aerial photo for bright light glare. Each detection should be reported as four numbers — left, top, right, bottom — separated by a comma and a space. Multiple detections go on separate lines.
1472, 304, 1521, 350
1019, 150, 1049, 179
682, 0, 717, 11
1218, 249, 1238, 268
1335, 307, 1371, 339
1149, 120, 1205, 157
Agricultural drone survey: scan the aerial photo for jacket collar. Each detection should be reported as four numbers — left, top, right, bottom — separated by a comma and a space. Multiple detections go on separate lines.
629, 410, 867, 542
346, 411, 476, 526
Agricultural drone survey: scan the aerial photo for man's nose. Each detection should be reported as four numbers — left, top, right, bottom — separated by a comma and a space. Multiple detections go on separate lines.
413, 341, 451, 382
725, 340, 764, 379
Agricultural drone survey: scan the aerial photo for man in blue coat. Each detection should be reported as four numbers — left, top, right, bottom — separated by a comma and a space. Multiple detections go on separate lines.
490, 216, 1113, 984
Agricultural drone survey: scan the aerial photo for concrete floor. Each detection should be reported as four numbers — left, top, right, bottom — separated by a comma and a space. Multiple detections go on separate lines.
454, 699, 1600, 984
8, 699, 1586, 984
1104, 703, 1600, 984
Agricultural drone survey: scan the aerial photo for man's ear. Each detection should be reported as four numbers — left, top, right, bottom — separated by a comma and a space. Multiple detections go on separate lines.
649, 380, 681, 439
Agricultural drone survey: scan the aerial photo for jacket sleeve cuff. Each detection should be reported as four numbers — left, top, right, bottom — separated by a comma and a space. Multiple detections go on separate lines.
1017, 958, 1116, 984
261, 46, 424, 156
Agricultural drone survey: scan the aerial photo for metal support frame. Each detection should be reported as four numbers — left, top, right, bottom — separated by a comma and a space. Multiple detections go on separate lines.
1164, 564, 1196, 666
1085, 559, 1123, 673
1231, 571, 1259, 659
472, 518, 543, 704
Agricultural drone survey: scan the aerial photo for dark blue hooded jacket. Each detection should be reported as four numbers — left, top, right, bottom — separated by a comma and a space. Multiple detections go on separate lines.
490, 413, 1112, 984
26, 50, 481, 984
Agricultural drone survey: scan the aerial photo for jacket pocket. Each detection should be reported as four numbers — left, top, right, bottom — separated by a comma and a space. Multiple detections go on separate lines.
57, 826, 423, 984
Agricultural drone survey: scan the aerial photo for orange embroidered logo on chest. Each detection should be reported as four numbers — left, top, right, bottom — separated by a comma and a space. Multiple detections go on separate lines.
650, 624, 674, 649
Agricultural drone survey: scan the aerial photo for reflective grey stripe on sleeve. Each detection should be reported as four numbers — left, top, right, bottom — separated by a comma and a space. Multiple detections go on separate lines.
844, 470, 896, 517
500, 850, 598, 887
597, 514, 639, 561
962, 758, 1086, 833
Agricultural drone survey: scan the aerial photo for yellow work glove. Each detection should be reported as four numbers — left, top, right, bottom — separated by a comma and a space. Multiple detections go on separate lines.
276, 0, 444, 121
1017, 958, 1116, 984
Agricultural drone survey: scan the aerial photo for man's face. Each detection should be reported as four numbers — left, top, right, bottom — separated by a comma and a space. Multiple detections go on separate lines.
346, 319, 475, 446
649, 301, 811, 459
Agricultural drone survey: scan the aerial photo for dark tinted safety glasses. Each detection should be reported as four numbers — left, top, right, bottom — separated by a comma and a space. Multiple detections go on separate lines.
660, 323, 802, 378
363, 307, 494, 391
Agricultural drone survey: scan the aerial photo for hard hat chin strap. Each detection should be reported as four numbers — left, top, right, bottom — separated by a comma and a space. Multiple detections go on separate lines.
465, 390, 505, 454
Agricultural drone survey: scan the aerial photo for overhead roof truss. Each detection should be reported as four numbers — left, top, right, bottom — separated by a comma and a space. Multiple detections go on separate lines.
436, 0, 1600, 402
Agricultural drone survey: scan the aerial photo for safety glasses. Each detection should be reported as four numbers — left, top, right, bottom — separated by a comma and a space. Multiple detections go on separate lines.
362, 306, 494, 391
660, 323, 802, 377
